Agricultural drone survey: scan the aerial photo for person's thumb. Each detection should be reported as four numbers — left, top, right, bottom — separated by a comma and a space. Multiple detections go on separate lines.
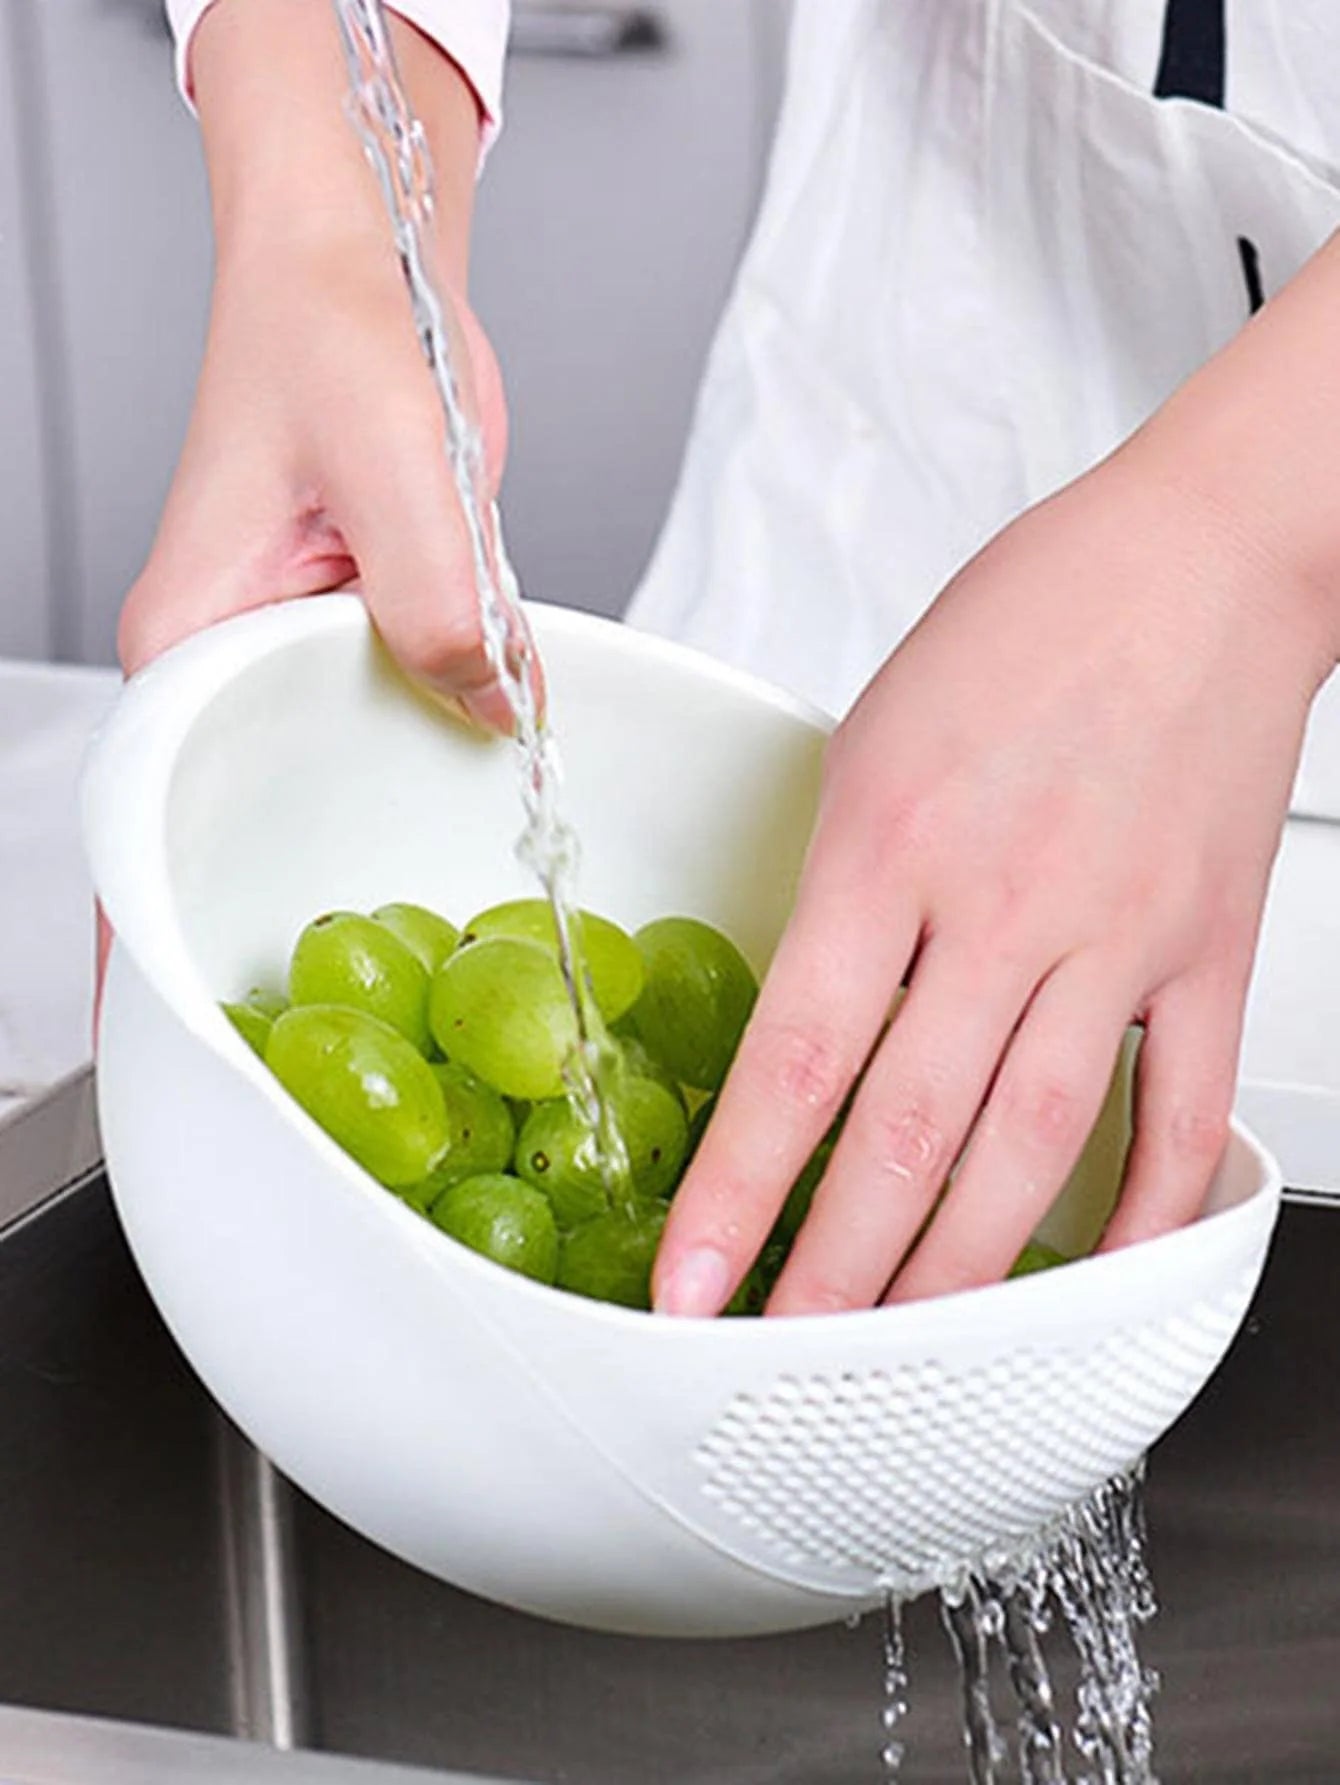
324, 408, 525, 732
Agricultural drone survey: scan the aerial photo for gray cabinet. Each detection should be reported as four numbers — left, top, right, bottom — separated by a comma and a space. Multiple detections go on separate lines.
23, 0, 212, 667
0, 1, 57, 658
471, 2, 785, 617
0, 0, 786, 665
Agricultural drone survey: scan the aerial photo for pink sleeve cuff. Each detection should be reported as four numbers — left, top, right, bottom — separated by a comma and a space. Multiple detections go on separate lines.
164, 0, 509, 156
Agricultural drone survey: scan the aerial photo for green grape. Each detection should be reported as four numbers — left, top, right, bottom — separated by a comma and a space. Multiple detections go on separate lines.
222, 985, 291, 1057
460, 899, 644, 1023
243, 986, 288, 1022
429, 1173, 559, 1285
266, 1005, 449, 1188
516, 1076, 688, 1228
772, 1137, 835, 1247
759, 1237, 790, 1295
724, 1264, 770, 1317
289, 912, 432, 1054
222, 1001, 273, 1058
1009, 1240, 1071, 1279
631, 916, 758, 1091
726, 1239, 792, 1316
682, 1094, 716, 1170
613, 1029, 686, 1109
557, 1204, 668, 1310
612, 1075, 689, 1198
371, 901, 460, 974
396, 1062, 515, 1212
514, 1101, 607, 1229
429, 935, 578, 1100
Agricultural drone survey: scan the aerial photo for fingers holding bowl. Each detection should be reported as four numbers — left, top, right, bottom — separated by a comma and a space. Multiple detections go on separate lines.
883, 957, 1139, 1304
764, 940, 1036, 1315
657, 901, 1227, 1319
651, 838, 924, 1319
1097, 972, 1240, 1253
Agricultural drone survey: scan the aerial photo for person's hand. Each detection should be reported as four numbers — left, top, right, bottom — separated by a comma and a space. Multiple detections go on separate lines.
118, 0, 512, 727
100, 1, 511, 1024
654, 432, 1335, 1317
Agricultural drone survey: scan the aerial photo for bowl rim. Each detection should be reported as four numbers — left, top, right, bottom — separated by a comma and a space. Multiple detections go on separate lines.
90, 593, 1284, 1349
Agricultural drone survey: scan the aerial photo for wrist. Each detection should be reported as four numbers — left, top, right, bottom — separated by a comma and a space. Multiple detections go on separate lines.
1121, 239, 1340, 686
192, 0, 480, 291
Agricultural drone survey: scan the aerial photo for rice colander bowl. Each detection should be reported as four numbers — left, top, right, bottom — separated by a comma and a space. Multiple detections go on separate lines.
83, 594, 1281, 1639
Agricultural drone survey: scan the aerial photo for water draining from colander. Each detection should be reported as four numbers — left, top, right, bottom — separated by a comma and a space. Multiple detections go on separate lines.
874, 1465, 1159, 1783
331, 0, 632, 1201
879, 1590, 910, 1777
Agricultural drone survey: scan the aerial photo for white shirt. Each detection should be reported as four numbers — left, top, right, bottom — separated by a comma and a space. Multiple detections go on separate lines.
165, 0, 511, 146
629, 0, 1340, 723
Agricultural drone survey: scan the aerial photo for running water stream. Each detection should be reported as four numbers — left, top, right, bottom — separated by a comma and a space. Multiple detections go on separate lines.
331, 0, 631, 1198
327, 10, 1164, 1779
877, 1466, 1159, 1784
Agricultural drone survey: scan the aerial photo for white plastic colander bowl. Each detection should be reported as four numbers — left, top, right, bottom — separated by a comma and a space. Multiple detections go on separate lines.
83, 595, 1281, 1639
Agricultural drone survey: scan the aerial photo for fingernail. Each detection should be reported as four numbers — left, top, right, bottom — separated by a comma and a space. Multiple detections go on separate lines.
655, 1246, 734, 1318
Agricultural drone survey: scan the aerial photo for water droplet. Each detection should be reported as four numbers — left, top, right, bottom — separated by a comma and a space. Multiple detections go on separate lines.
878, 1590, 909, 1781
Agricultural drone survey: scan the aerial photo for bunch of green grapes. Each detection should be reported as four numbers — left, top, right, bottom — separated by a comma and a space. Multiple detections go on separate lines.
223, 899, 1070, 1313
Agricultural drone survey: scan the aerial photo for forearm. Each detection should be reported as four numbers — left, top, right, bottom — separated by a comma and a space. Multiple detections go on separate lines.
1128, 231, 1340, 681
191, 0, 482, 289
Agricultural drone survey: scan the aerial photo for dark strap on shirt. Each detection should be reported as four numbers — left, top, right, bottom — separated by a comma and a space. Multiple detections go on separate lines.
1154, 0, 1226, 108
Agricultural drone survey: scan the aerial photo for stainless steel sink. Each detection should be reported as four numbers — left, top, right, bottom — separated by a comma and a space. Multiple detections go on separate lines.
1, 1073, 1337, 1783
